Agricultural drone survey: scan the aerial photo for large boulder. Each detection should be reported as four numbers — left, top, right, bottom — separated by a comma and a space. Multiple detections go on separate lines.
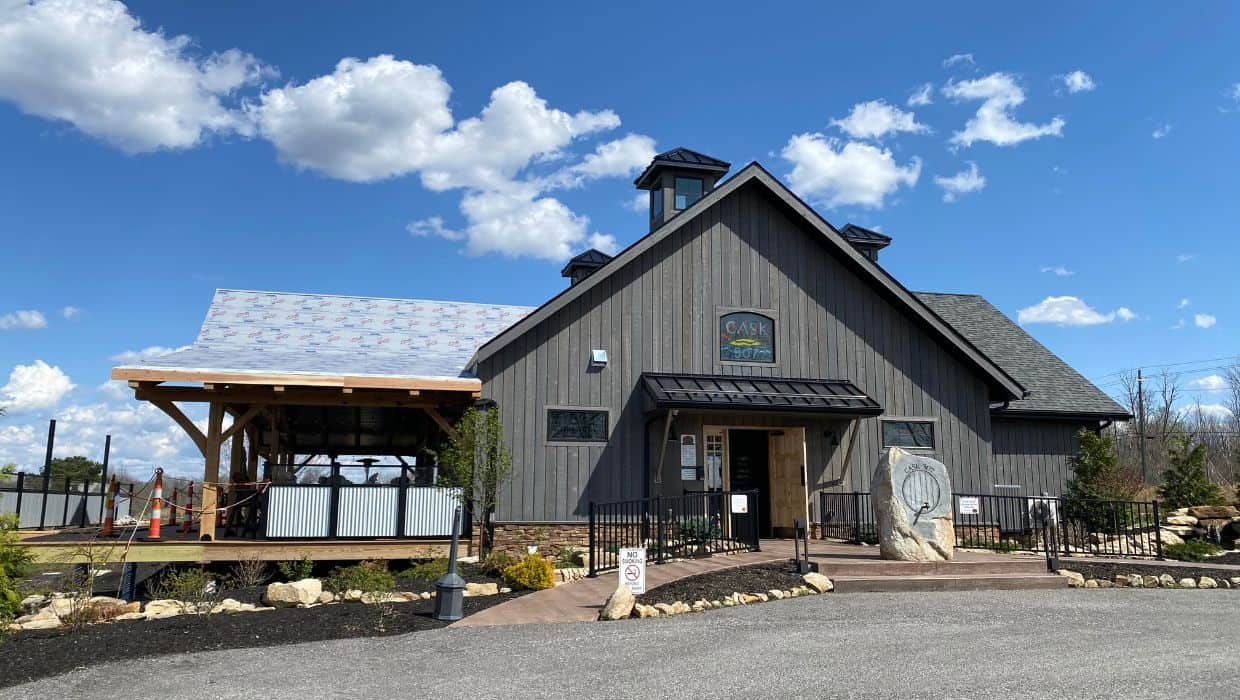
1187, 505, 1240, 520
263, 579, 322, 608
18, 608, 62, 630
1158, 529, 1185, 546
143, 599, 185, 619
464, 582, 499, 597
802, 572, 834, 593
598, 585, 635, 621
872, 447, 955, 561
1164, 515, 1198, 526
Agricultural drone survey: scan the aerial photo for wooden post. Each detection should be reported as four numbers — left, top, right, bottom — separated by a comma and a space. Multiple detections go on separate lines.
229, 427, 246, 481
245, 425, 259, 482
199, 402, 225, 541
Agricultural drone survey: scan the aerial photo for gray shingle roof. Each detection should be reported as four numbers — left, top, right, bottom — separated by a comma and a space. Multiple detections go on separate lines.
914, 292, 1130, 420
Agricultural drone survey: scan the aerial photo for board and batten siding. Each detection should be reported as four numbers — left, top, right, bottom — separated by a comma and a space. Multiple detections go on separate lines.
990, 418, 1088, 497
478, 182, 996, 523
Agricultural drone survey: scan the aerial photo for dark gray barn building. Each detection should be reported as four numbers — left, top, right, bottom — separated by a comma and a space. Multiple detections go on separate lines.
470, 148, 1128, 547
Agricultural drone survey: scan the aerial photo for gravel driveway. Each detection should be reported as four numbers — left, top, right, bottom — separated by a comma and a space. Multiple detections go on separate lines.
6, 589, 1238, 699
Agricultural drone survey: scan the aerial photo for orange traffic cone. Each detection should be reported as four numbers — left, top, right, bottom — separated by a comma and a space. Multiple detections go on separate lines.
146, 468, 164, 541
180, 482, 194, 535
102, 475, 118, 537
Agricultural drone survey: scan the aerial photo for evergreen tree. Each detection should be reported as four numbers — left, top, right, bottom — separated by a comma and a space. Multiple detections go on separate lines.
1064, 429, 1141, 532
47, 455, 104, 482
1159, 438, 1225, 509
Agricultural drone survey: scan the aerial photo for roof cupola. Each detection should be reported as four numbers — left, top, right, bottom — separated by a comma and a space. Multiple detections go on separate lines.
634, 147, 730, 232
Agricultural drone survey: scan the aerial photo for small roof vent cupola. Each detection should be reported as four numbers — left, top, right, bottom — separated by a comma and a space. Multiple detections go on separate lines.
839, 224, 892, 263
561, 248, 613, 286
634, 147, 730, 232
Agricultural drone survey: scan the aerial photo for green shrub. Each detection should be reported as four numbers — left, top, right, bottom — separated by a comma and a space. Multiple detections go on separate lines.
325, 560, 396, 594
402, 557, 449, 582
149, 567, 218, 615
678, 517, 721, 543
1163, 540, 1224, 562
0, 569, 20, 622
502, 554, 554, 591
276, 554, 314, 582
1159, 439, 1226, 510
0, 514, 34, 580
477, 551, 518, 578
554, 547, 582, 570
1063, 430, 1144, 532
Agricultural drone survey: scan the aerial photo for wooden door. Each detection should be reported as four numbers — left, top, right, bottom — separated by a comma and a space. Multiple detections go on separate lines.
768, 427, 809, 538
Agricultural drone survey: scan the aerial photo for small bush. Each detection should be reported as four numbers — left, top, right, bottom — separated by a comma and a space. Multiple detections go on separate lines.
0, 569, 20, 622
1159, 439, 1226, 510
679, 517, 721, 544
150, 567, 218, 614
228, 556, 270, 589
477, 551, 518, 578
277, 554, 314, 582
402, 557, 449, 582
325, 560, 396, 594
1163, 540, 1224, 562
554, 547, 582, 570
502, 554, 554, 591
0, 514, 34, 581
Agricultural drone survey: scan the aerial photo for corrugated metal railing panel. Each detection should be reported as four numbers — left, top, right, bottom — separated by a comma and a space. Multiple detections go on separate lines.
404, 487, 461, 537
337, 487, 399, 538
265, 486, 331, 538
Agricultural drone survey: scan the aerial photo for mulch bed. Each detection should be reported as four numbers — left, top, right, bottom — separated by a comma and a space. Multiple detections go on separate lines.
0, 562, 520, 689
1062, 559, 1240, 584
636, 562, 804, 606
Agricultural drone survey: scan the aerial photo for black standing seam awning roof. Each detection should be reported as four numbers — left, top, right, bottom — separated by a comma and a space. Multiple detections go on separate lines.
641, 372, 882, 415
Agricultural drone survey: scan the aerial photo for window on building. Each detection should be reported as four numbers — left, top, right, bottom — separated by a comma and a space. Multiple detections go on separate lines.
881, 420, 936, 450
547, 409, 609, 442
651, 187, 663, 222
674, 177, 703, 210
719, 311, 775, 363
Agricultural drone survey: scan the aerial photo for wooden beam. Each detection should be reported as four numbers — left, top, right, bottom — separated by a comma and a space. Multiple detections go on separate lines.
134, 385, 464, 409
220, 404, 263, 443
111, 366, 483, 393
199, 402, 225, 541
151, 400, 207, 456
423, 407, 458, 440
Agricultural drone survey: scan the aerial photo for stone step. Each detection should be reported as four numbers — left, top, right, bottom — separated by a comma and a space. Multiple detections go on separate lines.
831, 573, 1070, 594
813, 557, 1049, 577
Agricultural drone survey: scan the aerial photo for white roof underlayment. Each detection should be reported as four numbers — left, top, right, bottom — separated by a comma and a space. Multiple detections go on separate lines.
118, 289, 535, 381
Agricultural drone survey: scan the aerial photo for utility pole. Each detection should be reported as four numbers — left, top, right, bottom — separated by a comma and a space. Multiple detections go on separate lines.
1137, 369, 1147, 481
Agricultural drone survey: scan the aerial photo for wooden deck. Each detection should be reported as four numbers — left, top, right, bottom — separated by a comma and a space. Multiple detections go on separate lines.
17, 528, 461, 564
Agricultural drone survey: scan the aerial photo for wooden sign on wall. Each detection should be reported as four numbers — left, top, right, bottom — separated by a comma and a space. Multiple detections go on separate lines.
719, 311, 775, 363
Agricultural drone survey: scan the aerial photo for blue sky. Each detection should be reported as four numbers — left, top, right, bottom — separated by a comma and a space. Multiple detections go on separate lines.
1, 1, 1237, 474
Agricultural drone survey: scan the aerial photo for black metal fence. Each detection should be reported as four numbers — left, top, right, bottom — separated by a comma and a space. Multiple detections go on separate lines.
0, 472, 113, 530
819, 490, 1163, 561
588, 490, 761, 576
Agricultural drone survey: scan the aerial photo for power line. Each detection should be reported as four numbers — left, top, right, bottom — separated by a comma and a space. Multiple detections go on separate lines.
1090, 355, 1240, 382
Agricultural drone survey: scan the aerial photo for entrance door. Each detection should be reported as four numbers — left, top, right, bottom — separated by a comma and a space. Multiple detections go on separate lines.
768, 427, 809, 539
728, 430, 771, 537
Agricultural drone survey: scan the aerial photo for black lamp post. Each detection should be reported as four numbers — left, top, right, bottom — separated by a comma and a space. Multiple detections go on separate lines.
433, 506, 466, 621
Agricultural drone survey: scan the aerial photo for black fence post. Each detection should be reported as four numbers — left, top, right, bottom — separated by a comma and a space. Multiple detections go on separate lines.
587, 501, 596, 577
1152, 499, 1163, 560
61, 477, 71, 528
37, 471, 50, 530
654, 495, 664, 564
14, 472, 25, 523
395, 467, 409, 539
751, 490, 762, 552
851, 491, 862, 544
327, 463, 340, 539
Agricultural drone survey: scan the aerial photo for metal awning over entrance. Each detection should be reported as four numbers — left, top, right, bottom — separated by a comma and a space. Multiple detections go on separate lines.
641, 372, 882, 415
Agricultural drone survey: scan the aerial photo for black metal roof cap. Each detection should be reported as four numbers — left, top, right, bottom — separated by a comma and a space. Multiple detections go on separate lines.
560, 248, 614, 277
634, 147, 732, 189
839, 224, 892, 249
641, 372, 883, 415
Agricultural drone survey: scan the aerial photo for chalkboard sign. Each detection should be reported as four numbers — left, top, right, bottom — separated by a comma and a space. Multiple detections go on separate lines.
719, 312, 775, 363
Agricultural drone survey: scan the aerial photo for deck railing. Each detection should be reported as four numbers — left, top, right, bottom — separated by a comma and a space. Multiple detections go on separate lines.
0, 472, 112, 529
587, 490, 761, 576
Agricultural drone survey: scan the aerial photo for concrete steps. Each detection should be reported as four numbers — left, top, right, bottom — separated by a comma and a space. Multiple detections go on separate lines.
813, 557, 1050, 578
808, 552, 1065, 593
831, 573, 1069, 593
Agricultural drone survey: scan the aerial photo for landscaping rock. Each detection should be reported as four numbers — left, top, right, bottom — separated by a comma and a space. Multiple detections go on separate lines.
20, 594, 47, 612
872, 447, 955, 561
143, 599, 184, 619
1158, 529, 1185, 546
1221, 579, 1232, 589
768, 589, 785, 600
1198, 577, 1218, 589
1084, 579, 1099, 588
1198, 518, 1232, 531
1158, 574, 1177, 588
114, 612, 146, 622
464, 582, 499, 597
672, 601, 691, 614
1187, 505, 1240, 520
1113, 575, 1132, 587
654, 602, 676, 616
1169, 507, 1189, 517
342, 589, 364, 602
1178, 578, 1197, 589
499, 587, 512, 593
1142, 575, 1160, 588
1057, 570, 1085, 587
263, 579, 322, 607
599, 585, 635, 621
1230, 577, 1240, 587
740, 593, 761, 604
1097, 580, 1115, 588
211, 598, 251, 614
47, 597, 80, 619
802, 572, 834, 593
420, 591, 432, 600
633, 603, 658, 618
17, 608, 61, 630
1164, 515, 1198, 526
318, 591, 335, 604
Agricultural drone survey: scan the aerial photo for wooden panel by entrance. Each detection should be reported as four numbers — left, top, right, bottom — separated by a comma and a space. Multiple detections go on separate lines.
768, 427, 808, 538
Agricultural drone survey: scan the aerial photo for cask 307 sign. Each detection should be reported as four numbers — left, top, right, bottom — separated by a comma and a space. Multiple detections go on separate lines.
719, 312, 775, 363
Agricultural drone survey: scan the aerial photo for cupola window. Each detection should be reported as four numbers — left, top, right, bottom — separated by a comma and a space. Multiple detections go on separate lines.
674, 177, 703, 210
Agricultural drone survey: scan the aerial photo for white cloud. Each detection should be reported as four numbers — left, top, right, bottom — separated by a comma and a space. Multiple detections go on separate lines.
109, 345, 190, 363
1170, 319, 1186, 330
1178, 298, 1190, 309
1017, 296, 1136, 327
61, 305, 81, 320
625, 192, 648, 213
1177, 253, 1196, 263
1194, 313, 1217, 329
551, 133, 655, 186
933, 161, 985, 202
1040, 265, 1074, 277
1231, 83, 1240, 102
1181, 402, 1233, 420
781, 133, 921, 209
0, 309, 47, 330
0, 0, 273, 153
1189, 374, 1227, 391
942, 53, 975, 69
0, 360, 75, 413
96, 379, 129, 401
907, 83, 934, 107
1152, 124, 1172, 139
830, 100, 929, 140
942, 73, 1065, 147
1061, 70, 1096, 93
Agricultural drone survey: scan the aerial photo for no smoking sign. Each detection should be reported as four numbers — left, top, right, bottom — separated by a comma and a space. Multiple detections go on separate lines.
618, 547, 646, 594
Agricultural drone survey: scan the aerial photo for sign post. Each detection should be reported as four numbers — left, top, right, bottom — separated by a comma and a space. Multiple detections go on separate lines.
618, 547, 646, 595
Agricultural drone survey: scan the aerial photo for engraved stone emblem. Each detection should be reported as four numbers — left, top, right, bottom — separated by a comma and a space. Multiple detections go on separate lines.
872, 447, 955, 561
